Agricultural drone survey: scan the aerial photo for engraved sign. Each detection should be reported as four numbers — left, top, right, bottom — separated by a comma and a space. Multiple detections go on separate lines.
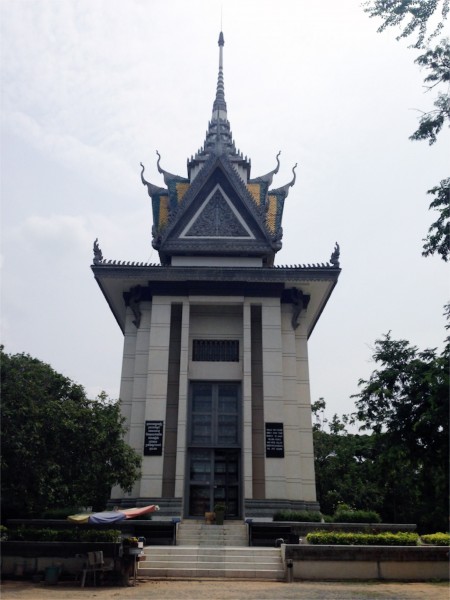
144, 420, 164, 456
265, 422, 284, 458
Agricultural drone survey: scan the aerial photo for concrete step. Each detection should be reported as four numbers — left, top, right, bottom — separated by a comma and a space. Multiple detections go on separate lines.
176, 521, 248, 547
177, 535, 248, 546
144, 549, 282, 562
138, 546, 285, 581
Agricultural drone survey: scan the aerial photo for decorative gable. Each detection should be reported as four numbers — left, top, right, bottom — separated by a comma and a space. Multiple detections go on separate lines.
181, 185, 254, 239
155, 155, 277, 265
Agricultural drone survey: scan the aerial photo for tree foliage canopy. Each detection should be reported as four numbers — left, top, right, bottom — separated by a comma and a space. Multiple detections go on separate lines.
351, 329, 449, 531
313, 307, 449, 531
364, 1, 450, 261
0, 347, 141, 518
364, 0, 449, 48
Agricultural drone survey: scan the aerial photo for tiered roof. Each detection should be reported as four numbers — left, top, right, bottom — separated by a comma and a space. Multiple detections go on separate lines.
140, 32, 298, 266
91, 32, 341, 335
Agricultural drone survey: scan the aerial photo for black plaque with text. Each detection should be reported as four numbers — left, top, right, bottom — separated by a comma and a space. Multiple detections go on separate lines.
144, 420, 164, 456
265, 422, 284, 458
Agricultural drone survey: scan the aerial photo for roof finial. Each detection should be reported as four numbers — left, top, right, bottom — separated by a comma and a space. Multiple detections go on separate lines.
213, 31, 227, 118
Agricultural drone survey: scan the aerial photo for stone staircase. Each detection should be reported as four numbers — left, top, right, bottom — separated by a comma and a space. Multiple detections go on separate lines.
137, 520, 285, 580
177, 520, 248, 547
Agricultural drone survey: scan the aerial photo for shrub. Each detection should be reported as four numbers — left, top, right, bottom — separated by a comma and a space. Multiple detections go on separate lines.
0, 525, 8, 541
273, 510, 322, 522
40, 507, 87, 519
7, 528, 121, 543
420, 533, 450, 546
8, 528, 59, 541
332, 508, 381, 523
306, 531, 419, 546
77, 529, 121, 543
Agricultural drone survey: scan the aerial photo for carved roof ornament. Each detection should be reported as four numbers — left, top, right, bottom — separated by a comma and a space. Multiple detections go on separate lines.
270, 163, 298, 197
93, 238, 103, 265
140, 162, 167, 197
289, 287, 308, 330
330, 242, 340, 268
249, 151, 281, 186
156, 151, 188, 185
128, 285, 143, 328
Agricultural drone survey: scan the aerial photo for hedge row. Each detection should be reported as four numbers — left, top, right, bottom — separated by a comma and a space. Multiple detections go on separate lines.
420, 533, 450, 546
306, 531, 419, 546
5, 528, 121, 543
332, 509, 381, 523
272, 509, 382, 523
273, 510, 322, 522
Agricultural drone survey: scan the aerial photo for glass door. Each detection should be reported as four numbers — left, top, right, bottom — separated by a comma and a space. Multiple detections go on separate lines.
187, 382, 241, 517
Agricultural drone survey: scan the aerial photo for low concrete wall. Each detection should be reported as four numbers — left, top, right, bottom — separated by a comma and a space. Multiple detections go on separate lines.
0, 542, 122, 578
283, 545, 449, 581
6, 519, 177, 545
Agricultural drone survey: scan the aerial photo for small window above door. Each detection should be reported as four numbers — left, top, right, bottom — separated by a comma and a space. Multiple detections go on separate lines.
192, 340, 239, 362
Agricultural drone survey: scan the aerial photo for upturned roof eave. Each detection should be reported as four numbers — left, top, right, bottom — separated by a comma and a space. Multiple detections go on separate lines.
91, 262, 341, 338
91, 262, 341, 280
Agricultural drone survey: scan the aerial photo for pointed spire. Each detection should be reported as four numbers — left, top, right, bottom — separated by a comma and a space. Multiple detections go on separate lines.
187, 31, 251, 182
212, 31, 227, 117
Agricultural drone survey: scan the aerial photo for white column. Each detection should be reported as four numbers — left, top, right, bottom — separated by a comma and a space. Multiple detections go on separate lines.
281, 304, 302, 499
139, 297, 171, 498
113, 302, 151, 499
261, 298, 286, 499
118, 307, 137, 436
295, 315, 317, 502
127, 302, 152, 451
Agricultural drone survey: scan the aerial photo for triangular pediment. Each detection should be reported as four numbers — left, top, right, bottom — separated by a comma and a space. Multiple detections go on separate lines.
157, 155, 278, 265
180, 185, 255, 239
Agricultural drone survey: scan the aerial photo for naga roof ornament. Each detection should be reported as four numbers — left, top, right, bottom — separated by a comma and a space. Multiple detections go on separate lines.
140, 32, 299, 265
249, 151, 281, 186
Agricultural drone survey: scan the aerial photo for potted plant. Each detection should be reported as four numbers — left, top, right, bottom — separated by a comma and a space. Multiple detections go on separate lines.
204, 511, 215, 525
214, 503, 226, 525
123, 537, 141, 554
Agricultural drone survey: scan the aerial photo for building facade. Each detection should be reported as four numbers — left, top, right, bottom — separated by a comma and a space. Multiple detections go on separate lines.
92, 32, 340, 518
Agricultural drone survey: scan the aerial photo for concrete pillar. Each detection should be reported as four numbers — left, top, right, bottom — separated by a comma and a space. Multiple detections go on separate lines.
113, 302, 151, 499
140, 297, 171, 498
174, 299, 190, 500
261, 298, 286, 499
295, 317, 317, 502
242, 300, 253, 499
281, 303, 303, 499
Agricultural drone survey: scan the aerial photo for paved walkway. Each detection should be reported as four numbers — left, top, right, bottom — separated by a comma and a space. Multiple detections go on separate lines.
1, 579, 449, 599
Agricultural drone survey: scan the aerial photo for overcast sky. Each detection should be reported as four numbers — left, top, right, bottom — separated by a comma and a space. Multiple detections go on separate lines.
1, 0, 448, 425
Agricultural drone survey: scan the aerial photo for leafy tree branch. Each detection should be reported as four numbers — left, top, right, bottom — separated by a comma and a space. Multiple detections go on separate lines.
422, 177, 450, 260
363, 0, 449, 49
364, 2, 449, 260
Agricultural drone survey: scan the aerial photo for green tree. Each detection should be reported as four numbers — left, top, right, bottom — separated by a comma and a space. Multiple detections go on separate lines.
0, 348, 141, 518
364, 1, 450, 261
352, 323, 449, 532
363, 0, 449, 48
422, 177, 450, 261
312, 403, 382, 516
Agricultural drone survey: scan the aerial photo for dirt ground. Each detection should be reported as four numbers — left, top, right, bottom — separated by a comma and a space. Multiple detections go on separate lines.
1, 578, 449, 600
